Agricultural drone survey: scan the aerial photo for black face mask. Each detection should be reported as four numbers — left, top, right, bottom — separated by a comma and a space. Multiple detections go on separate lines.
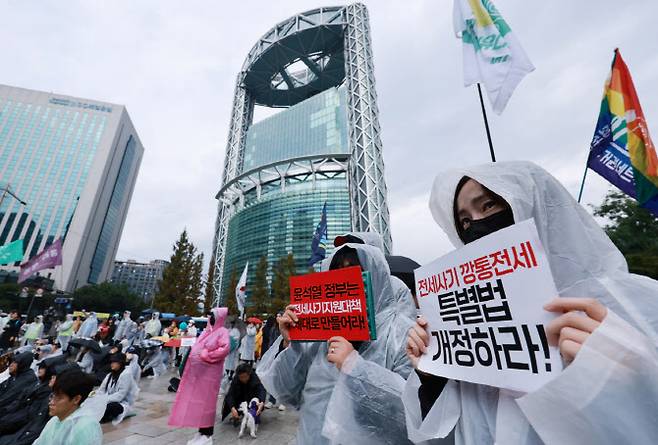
208, 313, 215, 326
460, 207, 515, 244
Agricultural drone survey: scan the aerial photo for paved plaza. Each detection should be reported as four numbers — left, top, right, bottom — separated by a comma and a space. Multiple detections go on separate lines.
101, 370, 299, 445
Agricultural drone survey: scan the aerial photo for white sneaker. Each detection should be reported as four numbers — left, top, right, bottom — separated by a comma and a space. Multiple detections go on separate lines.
195, 433, 213, 445
278, 404, 286, 411
186, 432, 201, 445
197, 435, 213, 445
264, 401, 273, 409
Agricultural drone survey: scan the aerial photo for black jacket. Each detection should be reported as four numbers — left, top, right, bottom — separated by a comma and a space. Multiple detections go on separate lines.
0, 381, 51, 443
221, 372, 266, 420
0, 352, 37, 407
0, 319, 22, 349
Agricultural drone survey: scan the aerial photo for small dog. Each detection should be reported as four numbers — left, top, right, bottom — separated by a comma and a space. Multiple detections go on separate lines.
238, 398, 260, 438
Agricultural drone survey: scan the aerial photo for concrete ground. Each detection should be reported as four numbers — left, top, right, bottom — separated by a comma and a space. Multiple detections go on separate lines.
102, 370, 299, 445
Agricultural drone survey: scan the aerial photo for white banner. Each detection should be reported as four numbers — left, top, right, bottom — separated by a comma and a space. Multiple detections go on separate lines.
181, 337, 196, 347
415, 219, 562, 393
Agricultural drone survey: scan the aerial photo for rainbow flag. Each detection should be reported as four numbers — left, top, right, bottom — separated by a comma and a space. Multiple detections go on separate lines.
588, 49, 658, 215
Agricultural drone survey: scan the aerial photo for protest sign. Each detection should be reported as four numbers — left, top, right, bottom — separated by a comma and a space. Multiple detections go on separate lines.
289, 266, 371, 341
415, 219, 562, 393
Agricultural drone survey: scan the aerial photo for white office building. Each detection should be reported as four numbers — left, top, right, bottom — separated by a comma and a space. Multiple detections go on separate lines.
0, 84, 143, 291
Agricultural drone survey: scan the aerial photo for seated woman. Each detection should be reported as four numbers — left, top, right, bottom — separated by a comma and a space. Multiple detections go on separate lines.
222, 363, 266, 425
98, 353, 138, 425
404, 161, 658, 444
257, 243, 417, 445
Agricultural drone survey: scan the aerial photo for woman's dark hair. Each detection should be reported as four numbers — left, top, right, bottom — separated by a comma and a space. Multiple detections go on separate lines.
329, 246, 360, 270
236, 363, 253, 376
452, 176, 509, 240
53, 369, 95, 405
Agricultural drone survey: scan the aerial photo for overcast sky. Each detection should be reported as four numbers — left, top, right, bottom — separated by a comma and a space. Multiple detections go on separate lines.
1, 0, 657, 269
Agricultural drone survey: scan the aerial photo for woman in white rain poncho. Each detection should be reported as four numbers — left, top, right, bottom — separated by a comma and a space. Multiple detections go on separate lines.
257, 243, 416, 445
144, 312, 162, 338
332, 231, 418, 320
403, 161, 658, 445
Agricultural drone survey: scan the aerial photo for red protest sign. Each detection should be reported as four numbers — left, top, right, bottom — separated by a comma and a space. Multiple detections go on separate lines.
288, 266, 370, 341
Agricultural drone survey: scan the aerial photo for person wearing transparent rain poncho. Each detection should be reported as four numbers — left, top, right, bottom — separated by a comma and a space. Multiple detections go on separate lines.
404, 161, 658, 445
257, 243, 417, 445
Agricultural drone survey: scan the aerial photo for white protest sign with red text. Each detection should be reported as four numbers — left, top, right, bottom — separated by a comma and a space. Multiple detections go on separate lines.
415, 219, 562, 393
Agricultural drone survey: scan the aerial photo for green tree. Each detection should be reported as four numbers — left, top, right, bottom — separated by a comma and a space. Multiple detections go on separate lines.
71, 282, 145, 314
223, 266, 239, 316
593, 189, 658, 279
248, 255, 269, 316
203, 254, 216, 311
154, 230, 205, 315
270, 253, 297, 314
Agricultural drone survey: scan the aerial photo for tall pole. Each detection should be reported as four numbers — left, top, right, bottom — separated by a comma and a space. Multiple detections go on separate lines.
577, 157, 590, 203
476, 84, 496, 162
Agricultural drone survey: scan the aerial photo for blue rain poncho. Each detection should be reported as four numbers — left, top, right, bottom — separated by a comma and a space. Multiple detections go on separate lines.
77, 313, 98, 338
258, 243, 416, 444
33, 389, 107, 445
403, 161, 658, 445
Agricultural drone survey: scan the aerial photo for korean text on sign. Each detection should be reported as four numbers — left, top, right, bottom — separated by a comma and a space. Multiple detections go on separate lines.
288, 266, 370, 341
415, 219, 563, 393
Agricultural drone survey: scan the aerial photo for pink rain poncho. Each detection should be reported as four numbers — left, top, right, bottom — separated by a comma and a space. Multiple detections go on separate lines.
168, 307, 230, 428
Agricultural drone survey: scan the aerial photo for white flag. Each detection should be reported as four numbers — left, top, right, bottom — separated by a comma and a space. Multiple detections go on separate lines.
236, 262, 248, 318
453, 0, 534, 114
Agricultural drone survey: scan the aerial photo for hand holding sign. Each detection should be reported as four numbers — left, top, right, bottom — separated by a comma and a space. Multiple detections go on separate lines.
544, 297, 608, 364
327, 336, 355, 370
277, 304, 299, 347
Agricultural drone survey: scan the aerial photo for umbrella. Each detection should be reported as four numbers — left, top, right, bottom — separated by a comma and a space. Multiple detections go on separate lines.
174, 315, 192, 324
139, 339, 163, 350
69, 337, 101, 353
386, 255, 421, 296
247, 316, 263, 325
40, 354, 67, 369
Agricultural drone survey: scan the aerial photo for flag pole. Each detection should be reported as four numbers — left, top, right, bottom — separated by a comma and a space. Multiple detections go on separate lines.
476, 83, 496, 162
577, 157, 590, 203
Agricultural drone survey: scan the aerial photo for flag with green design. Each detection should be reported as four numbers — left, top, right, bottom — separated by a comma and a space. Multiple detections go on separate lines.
0, 239, 24, 265
453, 0, 534, 114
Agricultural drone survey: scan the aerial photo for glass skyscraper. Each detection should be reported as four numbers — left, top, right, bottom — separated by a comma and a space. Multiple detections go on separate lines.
0, 84, 143, 291
212, 4, 392, 303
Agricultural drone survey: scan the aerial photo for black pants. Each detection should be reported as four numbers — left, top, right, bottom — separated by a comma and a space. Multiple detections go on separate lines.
101, 402, 124, 423
199, 426, 214, 436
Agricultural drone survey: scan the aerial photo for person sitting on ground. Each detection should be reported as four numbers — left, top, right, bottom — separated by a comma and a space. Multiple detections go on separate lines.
0, 359, 56, 443
77, 346, 94, 374
125, 346, 141, 385
0, 351, 37, 408
98, 353, 138, 425
222, 363, 266, 426
404, 161, 658, 444
33, 368, 105, 445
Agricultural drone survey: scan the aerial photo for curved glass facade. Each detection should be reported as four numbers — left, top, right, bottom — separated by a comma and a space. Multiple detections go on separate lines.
222, 177, 351, 294
242, 85, 348, 173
